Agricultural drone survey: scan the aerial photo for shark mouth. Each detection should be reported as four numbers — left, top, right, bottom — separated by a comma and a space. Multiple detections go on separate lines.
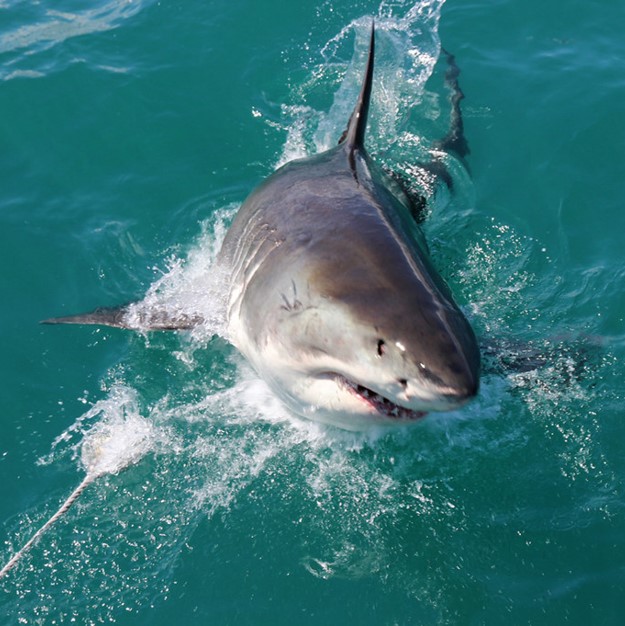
338, 376, 427, 421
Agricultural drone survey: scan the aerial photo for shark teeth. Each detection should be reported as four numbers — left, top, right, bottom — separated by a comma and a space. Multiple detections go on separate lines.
340, 377, 427, 421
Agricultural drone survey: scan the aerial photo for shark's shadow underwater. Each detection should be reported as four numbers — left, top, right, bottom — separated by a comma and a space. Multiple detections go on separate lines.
44, 25, 483, 431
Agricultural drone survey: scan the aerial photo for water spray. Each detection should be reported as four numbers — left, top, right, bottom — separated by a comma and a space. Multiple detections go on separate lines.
0, 412, 156, 579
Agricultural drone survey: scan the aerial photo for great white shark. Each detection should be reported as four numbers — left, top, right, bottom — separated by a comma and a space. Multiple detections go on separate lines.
44, 25, 481, 430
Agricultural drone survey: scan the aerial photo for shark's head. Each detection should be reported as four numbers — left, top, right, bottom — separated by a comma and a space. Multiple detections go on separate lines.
262, 310, 477, 431
231, 208, 480, 431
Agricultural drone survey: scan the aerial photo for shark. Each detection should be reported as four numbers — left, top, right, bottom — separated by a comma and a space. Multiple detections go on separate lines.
45, 25, 480, 430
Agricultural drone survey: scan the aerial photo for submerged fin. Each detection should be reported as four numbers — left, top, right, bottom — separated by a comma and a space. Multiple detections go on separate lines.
481, 335, 603, 381
435, 49, 470, 162
413, 49, 470, 193
338, 22, 375, 152
42, 305, 202, 331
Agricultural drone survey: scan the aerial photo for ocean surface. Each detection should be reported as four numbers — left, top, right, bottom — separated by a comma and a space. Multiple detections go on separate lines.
1, 0, 624, 623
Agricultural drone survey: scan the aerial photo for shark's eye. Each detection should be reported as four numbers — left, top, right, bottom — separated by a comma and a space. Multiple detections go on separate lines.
377, 339, 386, 356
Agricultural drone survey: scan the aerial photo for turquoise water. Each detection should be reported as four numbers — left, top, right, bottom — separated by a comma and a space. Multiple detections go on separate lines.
1, 0, 624, 623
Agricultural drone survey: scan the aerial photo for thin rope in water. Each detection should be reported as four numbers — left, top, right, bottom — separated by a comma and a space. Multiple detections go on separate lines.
1, 408, 154, 580
0, 474, 95, 579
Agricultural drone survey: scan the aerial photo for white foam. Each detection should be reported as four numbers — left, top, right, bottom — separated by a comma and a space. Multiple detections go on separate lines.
120, 205, 236, 345
80, 407, 164, 479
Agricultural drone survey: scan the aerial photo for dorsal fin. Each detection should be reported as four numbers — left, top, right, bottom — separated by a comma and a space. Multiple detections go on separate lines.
339, 22, 375, 152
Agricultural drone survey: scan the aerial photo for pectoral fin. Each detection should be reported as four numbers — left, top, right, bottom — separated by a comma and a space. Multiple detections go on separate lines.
41, 305, 203, 331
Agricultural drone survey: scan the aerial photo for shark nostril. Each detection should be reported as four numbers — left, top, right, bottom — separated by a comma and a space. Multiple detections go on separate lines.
398, 378, 408, 388
377, 339, 386, 357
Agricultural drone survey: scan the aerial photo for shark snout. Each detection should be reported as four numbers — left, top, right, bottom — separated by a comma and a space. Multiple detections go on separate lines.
439, 377, 479, 403
440, 361, 479, 399
417, 337, 480, 403
395, 356, 479, 411
434, 366, 479, 405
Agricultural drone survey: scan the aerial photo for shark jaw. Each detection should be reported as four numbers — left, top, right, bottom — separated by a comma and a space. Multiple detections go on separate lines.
337, 375, 428, 421
265, 369, 471, 431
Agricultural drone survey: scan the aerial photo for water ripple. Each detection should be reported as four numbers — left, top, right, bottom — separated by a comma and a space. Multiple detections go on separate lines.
0, 0, 150, 80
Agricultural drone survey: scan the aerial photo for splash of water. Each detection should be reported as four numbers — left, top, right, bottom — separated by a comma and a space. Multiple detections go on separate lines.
1, 386, 166, 579
123, 205, 235, 344
274, 1, 446, 166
